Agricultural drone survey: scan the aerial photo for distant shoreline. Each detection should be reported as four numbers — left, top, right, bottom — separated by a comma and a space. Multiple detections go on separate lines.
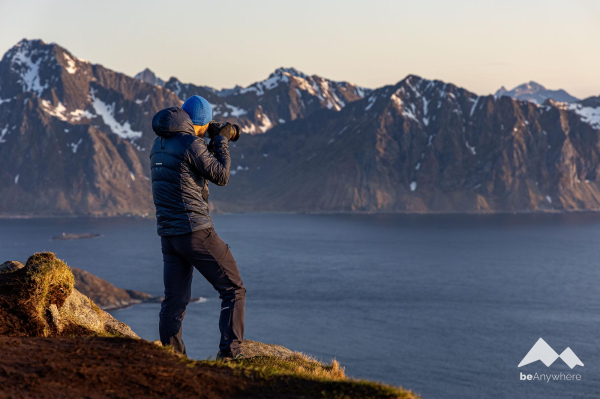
2, 208, 600, 220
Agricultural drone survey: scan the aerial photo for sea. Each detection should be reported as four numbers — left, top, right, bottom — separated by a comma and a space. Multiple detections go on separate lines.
1, 213, 599, 399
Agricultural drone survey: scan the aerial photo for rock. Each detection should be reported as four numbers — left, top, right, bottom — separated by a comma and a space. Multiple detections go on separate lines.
0, 261, 24, 274
239, 340, 296, 360
71, 267, 157, 310
52, 233, 101, 241
0, 252, 138, 339
47, 304, 63, 333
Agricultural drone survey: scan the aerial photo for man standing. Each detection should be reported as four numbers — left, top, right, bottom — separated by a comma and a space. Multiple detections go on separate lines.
150, 95, 246, 360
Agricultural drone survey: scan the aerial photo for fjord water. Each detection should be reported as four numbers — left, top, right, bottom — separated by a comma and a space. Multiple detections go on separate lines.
1, 213, 599, 399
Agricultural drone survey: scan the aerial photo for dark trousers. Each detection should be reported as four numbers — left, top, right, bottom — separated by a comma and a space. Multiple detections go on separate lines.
159, 227, 246, 356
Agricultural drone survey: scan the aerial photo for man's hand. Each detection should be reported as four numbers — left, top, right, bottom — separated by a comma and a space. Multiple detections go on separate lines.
217, 124, 237, 141
207, 121, 222, 140
207, 122, 241, 142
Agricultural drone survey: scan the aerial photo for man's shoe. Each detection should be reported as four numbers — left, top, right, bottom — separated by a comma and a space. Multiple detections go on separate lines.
216, 351, 245, 362
216, 350, 232, 361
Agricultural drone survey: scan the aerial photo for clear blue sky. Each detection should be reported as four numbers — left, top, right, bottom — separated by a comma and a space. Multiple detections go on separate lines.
0, 0, 598, 98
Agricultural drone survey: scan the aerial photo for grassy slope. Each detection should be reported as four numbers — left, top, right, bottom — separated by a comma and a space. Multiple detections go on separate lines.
0, 336, 419, 399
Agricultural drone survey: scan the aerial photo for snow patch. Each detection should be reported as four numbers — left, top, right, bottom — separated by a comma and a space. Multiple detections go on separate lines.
63, 52, 77, 74
470, 96, 479, 117
568, 103, 600, 130
10, 47, 48, 95
69, 138, 83, 153
410, 181, 417, 191
69, 109, 94, 121
0, 125, 9, 143
465, 141, 476, 155
225, 103, 247, 117
90, 89, 142, 139
239, 70, 290, 96
41, 100, 68, 121
14, 174, 19, 184
365, 95, 377, 111
402, 105, 419, 123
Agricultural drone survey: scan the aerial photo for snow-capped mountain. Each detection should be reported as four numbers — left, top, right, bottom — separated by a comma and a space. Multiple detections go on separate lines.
209, 75, 600, 213
0, 39, 181, 216
2, 38, 600, 216
136, 67, 371, 134
495, 81, 579, 104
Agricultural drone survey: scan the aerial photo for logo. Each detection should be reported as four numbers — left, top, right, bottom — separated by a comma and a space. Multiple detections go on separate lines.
518, 338, 584, 369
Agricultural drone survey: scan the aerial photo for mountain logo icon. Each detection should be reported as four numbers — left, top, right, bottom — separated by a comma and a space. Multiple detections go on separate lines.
518, 338, 584, 369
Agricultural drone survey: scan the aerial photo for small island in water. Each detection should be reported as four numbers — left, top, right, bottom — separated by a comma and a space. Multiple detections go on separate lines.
52, 232, 101, 241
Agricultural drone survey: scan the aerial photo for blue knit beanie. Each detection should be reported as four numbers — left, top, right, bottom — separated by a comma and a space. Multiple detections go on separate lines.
181, 95, 212, 125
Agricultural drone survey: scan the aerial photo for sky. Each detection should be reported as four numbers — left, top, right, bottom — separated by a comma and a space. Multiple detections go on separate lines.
0, 0, 598, 98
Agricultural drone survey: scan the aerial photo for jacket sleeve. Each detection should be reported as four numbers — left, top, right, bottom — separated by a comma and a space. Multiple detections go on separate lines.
188, 135, 231, 186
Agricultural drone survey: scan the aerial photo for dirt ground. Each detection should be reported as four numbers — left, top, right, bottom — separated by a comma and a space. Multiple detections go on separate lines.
0, 336, 250, 399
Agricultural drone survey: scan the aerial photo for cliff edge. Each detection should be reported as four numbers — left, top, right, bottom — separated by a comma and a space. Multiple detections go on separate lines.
0, 252, 417, 398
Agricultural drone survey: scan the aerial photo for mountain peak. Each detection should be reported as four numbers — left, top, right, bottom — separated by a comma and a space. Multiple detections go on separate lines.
0, 38, 89, 98
271, 67, 309, 79
523, 81, 545, 90
134, 68, 164, 86
495, 81, 578, 104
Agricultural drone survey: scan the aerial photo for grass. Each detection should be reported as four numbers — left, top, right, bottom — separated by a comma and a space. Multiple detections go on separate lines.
22, 252, 75, 331
157, 344, 418, 397
202, 352, 420, 399
226, 353, 346, 380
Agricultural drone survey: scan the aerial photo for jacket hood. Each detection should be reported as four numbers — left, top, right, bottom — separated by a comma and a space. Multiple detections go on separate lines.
152, 107, 195, 138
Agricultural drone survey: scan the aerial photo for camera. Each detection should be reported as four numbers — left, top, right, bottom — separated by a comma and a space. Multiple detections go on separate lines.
207, 121, 241, 142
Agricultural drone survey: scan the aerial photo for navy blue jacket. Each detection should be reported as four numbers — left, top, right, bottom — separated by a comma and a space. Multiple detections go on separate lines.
150, 107, 230, 236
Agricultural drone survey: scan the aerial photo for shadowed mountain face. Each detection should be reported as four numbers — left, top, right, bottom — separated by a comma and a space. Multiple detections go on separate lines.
211, 77, 600, 213
1, 39, 600, 215
495, 81, 579, 104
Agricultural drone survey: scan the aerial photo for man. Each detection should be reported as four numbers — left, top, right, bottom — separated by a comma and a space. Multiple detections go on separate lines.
150, 95, 246, 361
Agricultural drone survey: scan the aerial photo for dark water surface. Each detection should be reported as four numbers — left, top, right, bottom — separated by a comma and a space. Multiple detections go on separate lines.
1, 213, 599, 399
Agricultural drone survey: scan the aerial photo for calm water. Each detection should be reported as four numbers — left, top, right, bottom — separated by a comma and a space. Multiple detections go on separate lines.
1, 213, 599, 399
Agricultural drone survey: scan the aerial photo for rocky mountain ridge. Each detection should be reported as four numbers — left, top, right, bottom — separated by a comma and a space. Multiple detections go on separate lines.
1, 38, 600, 215
136, 66, 371, 134
210, 76, 600, 212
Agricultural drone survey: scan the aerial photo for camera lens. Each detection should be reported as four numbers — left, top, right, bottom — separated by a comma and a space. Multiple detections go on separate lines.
231, 124, 241, 142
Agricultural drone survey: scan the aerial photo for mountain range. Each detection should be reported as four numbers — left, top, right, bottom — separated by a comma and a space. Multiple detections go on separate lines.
1, 38, 600, 216
494, 81, 579, 104
135, 67, 370, 134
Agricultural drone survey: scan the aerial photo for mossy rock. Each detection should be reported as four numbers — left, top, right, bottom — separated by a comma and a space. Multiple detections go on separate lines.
0, 252, 138, 339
